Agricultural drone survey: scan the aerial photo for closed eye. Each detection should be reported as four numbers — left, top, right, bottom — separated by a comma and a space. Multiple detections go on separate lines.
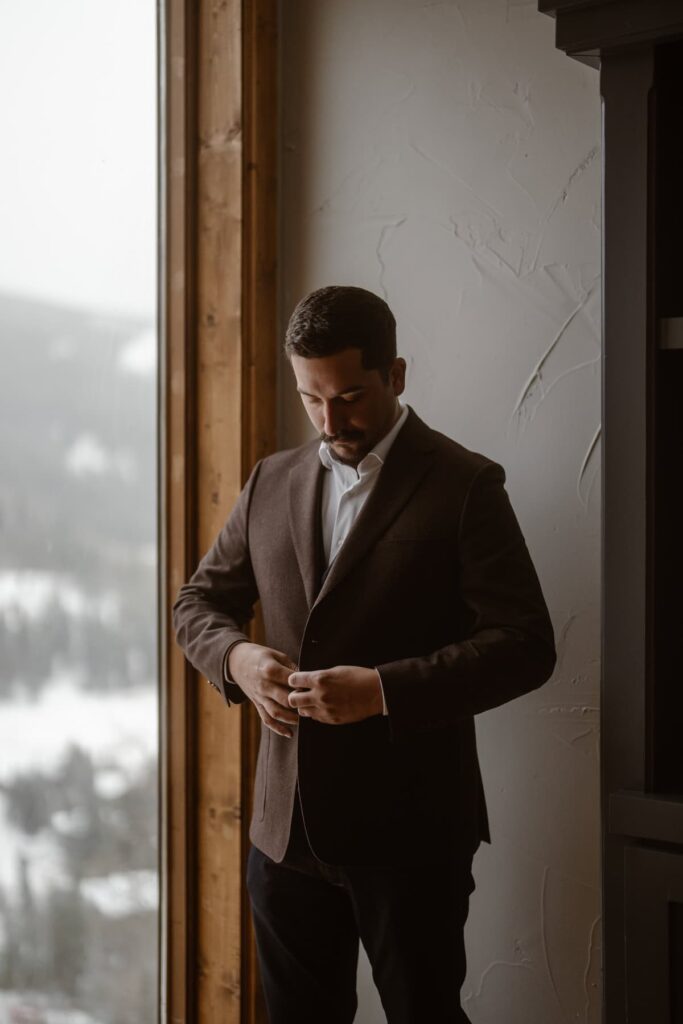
300, 390, 366, 404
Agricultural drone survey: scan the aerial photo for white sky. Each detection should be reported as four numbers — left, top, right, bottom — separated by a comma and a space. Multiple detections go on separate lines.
0, 0, 156, 318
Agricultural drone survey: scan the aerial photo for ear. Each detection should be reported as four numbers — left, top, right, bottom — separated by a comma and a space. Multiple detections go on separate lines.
390, 357, 407, 396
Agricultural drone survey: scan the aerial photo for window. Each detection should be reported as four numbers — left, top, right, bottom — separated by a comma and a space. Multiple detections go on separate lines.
0, 3, 159, 1021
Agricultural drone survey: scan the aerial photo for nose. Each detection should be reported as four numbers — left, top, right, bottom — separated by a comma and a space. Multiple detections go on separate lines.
322, 400, 344, 438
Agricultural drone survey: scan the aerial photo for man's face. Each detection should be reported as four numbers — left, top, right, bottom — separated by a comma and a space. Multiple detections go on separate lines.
291, 348, 406, 466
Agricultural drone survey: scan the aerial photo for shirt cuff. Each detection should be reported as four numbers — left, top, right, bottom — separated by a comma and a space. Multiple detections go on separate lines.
375, 667, 389, 716
220, 639, 250, 705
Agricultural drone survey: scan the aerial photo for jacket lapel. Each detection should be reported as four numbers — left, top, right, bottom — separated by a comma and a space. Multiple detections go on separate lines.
288, 442, 325, 609
313, 408, 436, 607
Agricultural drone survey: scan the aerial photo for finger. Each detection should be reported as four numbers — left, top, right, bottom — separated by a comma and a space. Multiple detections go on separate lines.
287, 670, 318, 689
269, 648, 299, 672
257, 704, 294, 739
287, 689, 315, 709
262, 696, 299, 725
263, 657, 298, 686
262, 679, 301, 709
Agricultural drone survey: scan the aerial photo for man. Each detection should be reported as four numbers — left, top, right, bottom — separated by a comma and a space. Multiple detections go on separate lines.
173, 285, 556, 1024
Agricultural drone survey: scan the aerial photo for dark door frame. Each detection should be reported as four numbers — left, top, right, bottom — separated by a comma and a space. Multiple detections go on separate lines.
540, 3, 683, 1022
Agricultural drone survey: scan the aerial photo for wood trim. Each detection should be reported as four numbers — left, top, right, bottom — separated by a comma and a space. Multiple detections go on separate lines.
609, 792, 683, 845
243, 0, 279, 472
194, 2, 245, 1021
601, 42, 654, 817
600, 45, 655, 1024
624, 846, 683, 1022
161, 1, 197, 1020
162, 2, 277, 1022
242, 4, 278, 1022
555, 2, 683, 55
538, 0, 683, 64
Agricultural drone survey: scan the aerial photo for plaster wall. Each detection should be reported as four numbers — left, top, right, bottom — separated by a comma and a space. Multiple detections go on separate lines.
279, 2, 602, 1021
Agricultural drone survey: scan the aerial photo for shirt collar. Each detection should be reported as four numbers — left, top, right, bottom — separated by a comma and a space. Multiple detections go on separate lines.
318, 401, 409, 475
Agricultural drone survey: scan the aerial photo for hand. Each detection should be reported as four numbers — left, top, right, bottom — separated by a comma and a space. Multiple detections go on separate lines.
287, 665, 384, 725
228, 642, 300, 738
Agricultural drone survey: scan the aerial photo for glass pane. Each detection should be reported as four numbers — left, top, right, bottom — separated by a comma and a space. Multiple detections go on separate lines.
0, 2, 158, 1022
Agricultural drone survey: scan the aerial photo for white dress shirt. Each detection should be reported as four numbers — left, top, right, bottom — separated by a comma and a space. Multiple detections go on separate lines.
318, 402, 409, 714
318, 401, 409, 567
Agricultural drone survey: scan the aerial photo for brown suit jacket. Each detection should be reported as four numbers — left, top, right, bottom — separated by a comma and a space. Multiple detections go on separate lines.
172, 407, 556, 866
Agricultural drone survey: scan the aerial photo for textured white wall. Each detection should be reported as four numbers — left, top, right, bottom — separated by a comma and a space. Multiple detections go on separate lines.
279, 1, 601, 1021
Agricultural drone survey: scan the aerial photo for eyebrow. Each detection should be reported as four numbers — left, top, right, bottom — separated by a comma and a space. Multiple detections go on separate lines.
296, 385, 367, 398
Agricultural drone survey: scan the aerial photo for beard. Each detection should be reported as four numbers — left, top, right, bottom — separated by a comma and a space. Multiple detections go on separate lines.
319, 429, 364, 445
319, 429, 368, 467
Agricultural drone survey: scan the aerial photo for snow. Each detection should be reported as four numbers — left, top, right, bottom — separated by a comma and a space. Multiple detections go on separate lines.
0, 677, 157, 902
0, 794, 70, 897
64, 435, 137, 483
0, 990, 105, 1024
92, 768, 129, 800
50, 807, 90, 837
118, 327, 156, 375
0, 676, 157, 780
79, 869, 158, 918
64, 435, 109, 477
0, 571, 121, 627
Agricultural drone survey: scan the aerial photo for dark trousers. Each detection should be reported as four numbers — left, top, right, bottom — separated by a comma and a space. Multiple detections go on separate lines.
246, 797, 475, 1024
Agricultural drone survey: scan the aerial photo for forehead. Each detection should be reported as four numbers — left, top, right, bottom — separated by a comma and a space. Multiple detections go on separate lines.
290, 349, 378, 396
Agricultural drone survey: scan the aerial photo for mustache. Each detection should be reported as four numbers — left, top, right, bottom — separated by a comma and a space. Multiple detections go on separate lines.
320, 430, 364, 444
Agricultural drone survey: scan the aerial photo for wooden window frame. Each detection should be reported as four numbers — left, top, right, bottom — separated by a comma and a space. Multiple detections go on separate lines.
160, 2, 277, 1021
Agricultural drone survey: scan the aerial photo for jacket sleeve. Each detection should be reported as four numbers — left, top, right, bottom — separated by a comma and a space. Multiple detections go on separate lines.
377, 461, 556, 738
171, 461, 263, 705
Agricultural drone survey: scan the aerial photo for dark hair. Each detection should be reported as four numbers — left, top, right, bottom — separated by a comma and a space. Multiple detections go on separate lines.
284, 285, 396, 376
